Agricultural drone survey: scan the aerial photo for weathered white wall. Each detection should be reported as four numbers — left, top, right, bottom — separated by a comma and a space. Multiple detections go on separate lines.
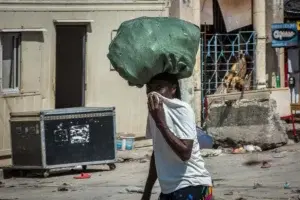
0, 0, 169, 156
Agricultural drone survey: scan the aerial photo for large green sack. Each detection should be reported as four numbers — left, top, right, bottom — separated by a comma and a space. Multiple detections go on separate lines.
107, 17, 200, 87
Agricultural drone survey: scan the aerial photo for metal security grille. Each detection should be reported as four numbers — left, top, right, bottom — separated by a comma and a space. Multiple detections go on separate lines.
200, 31, 257, 119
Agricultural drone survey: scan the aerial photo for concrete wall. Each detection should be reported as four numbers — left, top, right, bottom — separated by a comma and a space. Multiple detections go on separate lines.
0, 0, 169, 156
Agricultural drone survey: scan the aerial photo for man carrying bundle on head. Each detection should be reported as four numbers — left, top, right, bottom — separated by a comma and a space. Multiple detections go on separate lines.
108, 17, 213, 200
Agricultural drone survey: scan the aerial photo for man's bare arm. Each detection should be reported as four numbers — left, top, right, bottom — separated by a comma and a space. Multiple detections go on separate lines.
157, 123, 193, 162
148, 94, 193, 162
141, 152, 157, 200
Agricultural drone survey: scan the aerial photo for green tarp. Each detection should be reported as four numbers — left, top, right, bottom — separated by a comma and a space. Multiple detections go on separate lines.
107, 17, 200, 87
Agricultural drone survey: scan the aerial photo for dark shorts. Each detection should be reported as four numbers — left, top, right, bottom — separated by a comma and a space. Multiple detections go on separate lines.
159, 185, 213, 200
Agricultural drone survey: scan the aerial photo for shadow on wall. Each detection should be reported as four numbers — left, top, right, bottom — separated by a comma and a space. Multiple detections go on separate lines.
22, 32, 44, 43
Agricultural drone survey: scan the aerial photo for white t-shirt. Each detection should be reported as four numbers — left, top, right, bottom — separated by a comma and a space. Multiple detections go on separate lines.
146, 98, 212, 194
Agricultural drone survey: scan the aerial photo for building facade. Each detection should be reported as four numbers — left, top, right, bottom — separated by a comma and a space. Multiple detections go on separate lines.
0, 0, 169, 156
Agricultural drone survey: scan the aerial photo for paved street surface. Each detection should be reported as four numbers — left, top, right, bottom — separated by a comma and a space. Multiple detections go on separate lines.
1, 144, 300, 200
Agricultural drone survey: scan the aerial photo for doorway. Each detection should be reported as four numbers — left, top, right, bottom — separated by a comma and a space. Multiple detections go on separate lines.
55, 25, 86, 109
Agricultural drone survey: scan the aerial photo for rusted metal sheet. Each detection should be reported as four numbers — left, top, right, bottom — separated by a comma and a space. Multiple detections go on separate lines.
217, 0, 252, 32
201, 0, 213, 25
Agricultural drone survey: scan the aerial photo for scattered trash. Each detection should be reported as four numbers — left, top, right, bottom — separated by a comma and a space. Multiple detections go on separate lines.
224, 191, 234, 195
254, 146, 262, 152
232, 147, 246, 154
119, 186, 157, 194
125, 186, 144, 194
74, 173, 91, 179
244, 145, 255, 152
261, 161, 271, 168
284, 182, 290, 189
116, 135, 135, 151
57, 183, 69, 192
201, 149, 222, 157
232, 145, 262, 154
244, 145, 262, 153
253, 182, 263, 189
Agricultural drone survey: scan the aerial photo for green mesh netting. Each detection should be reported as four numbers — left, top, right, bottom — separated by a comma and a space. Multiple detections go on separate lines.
107, 17, 200, 87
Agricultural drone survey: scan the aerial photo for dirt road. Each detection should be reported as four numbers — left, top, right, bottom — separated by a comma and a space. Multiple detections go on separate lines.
1, 145, 300, 200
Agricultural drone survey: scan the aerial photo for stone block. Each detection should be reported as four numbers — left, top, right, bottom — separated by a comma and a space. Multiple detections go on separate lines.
205, 98, 288, 150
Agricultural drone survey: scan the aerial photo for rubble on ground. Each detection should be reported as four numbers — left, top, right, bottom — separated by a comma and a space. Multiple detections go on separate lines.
201, 149, 222, 157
